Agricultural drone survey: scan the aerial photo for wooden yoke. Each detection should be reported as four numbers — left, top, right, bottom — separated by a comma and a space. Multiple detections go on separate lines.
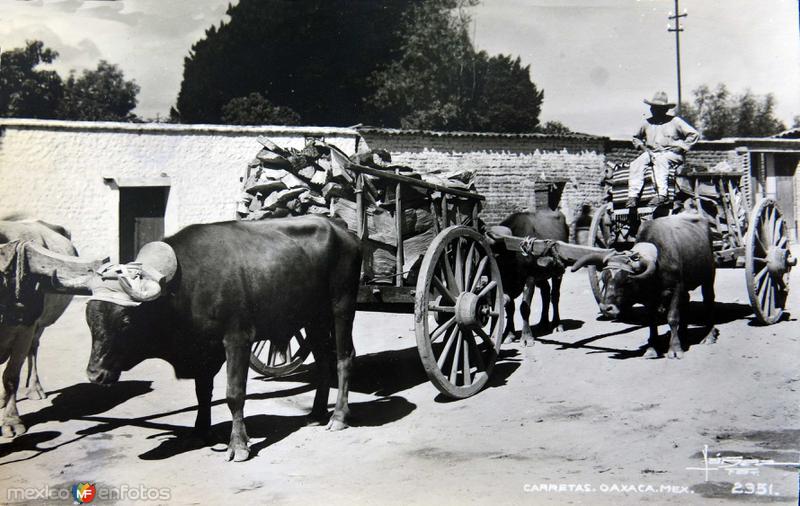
490, 233, 614, 267
23, 242, 109, 295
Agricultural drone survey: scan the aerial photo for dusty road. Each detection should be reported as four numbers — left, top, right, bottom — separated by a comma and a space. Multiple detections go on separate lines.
0, 263, 798, 505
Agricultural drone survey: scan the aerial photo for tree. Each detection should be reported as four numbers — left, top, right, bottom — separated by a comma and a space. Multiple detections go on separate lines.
57, 61, 140, 121
0, 40, 63, 118
365, 0, 543, 132
471, 54, 543, 132
175, 0, 422, 125
220, 92, 301, 125
680, 84, 786, 139
539, 120, 572, 135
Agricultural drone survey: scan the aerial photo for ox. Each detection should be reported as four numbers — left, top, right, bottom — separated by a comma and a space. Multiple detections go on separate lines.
571, 213, 719, 359
0, 218, 76, 437
488, 210, 569, 347
64, 216, 361, 461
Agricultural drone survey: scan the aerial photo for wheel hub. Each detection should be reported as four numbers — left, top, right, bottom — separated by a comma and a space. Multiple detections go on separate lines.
454, 292, 490, 328
766, 247, 795, 275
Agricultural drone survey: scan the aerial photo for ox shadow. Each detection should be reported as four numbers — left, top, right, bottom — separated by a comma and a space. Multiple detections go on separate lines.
0, 381, 153, 464
532, 301, 754, 360
135, 395, 416, 461
504, 318, 584, 342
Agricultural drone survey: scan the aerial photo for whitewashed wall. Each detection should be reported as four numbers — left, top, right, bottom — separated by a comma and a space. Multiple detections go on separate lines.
0, 120, 358, 261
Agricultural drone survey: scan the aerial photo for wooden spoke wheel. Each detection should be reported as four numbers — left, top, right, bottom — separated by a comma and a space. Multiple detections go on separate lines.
745, 199, 795, 325
249, 330, 311, 377
587, 203, 613, 305
415, 225, 504, 399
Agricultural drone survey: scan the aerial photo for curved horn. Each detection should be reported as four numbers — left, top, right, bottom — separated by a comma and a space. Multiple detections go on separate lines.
571, 252, 607, 272
629, 242, 658, 280
630, 255, 656, 280
118, 275, 162, 302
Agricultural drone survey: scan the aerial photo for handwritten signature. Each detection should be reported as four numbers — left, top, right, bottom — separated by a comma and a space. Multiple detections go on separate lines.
686, 445, 800, 481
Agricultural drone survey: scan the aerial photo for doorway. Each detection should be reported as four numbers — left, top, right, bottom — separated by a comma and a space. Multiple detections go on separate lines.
119, 187, 168, 262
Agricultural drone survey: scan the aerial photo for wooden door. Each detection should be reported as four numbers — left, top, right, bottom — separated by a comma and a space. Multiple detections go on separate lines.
119, 187, 168, 262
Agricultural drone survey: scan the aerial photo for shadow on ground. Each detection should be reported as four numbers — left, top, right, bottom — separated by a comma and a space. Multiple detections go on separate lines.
530, 301, 756, 360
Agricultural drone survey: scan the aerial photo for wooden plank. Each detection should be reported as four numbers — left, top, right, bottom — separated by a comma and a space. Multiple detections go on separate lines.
347, 163, 484, 201
395, 180, 404, 287
356, 285, 416, 313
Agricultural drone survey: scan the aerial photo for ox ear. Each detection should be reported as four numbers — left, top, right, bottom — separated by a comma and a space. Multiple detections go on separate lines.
571, 252, 606, 272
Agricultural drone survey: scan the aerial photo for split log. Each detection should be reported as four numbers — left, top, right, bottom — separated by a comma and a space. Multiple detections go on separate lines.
281, 172, 309, 189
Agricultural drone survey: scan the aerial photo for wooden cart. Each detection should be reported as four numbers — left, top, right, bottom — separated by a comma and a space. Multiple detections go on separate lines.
248, 163, 505, 399
584, 164, 795, 324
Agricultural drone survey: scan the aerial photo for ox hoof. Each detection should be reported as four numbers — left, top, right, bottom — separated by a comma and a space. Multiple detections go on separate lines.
306, 412, 328, 427
521, 337, 535, 347
552, 324, 565, 333
700, 328, 720, 345
326, 418, 349, 432
1, 418, 27, 438
666, 348, 684, 360
25, 385, 47, 401
643, 347, 659, 359
226, 445, 250, 462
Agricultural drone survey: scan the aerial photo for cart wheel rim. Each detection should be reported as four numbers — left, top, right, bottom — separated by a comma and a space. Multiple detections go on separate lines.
587, 203, 612, 305
415, 225, 504, 399
745, 199, 792, 325
250, 330, 311, 376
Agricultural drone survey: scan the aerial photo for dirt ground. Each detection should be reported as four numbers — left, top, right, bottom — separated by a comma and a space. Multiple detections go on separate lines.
0, 260, 798, 505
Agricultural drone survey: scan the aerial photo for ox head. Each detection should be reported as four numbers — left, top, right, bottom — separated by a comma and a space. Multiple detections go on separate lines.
571, 242, 658, 319
80, 242, 178, 385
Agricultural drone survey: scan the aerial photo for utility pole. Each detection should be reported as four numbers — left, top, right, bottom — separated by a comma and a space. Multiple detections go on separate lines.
667, 0, 687, 114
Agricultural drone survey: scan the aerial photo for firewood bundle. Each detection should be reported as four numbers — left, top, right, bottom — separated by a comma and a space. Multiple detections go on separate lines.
237, 137, 478, 283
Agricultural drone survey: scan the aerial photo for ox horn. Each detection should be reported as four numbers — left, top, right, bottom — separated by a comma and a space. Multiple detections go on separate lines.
571, 252, 607, 272
118, 241, 177, 302
629, 243, 658, 280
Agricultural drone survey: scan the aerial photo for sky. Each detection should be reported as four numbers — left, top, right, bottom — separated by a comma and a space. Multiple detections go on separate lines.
1, 0, 798, 137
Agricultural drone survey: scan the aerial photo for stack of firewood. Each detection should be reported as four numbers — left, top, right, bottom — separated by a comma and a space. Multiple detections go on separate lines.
237, 137, 477, 282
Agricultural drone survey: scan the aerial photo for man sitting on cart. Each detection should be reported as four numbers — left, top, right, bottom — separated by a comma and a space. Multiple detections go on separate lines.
627, 91, 699, 208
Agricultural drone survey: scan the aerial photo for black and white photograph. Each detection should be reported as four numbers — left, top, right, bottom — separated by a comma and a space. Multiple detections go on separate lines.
0, 0, 798, 504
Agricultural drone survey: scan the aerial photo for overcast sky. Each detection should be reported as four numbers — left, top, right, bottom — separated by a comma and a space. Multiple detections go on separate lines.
2, 0, 798, 137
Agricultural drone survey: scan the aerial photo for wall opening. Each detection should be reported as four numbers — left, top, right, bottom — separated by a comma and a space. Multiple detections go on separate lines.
119, 187, 169, 262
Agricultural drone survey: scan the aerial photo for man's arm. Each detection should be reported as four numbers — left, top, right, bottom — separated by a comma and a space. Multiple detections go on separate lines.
632, 121, 647, 150
672, 117, 699, 153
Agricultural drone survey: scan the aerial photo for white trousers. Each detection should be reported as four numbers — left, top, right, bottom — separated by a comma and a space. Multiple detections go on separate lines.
628, 151, 683, 198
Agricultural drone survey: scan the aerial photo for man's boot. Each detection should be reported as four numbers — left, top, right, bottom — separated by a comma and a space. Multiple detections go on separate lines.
649, 194, 668, 207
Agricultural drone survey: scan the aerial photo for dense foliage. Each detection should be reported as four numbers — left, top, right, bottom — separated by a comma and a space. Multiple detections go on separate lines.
680, 84, 787, 139
1, 41, 139, 121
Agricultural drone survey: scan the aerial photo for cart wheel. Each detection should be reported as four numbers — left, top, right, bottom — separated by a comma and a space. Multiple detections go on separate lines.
415, 225, 504, 399
587, 203, 613, 305
250, 330, 311, 377
745, 199, 794, 325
